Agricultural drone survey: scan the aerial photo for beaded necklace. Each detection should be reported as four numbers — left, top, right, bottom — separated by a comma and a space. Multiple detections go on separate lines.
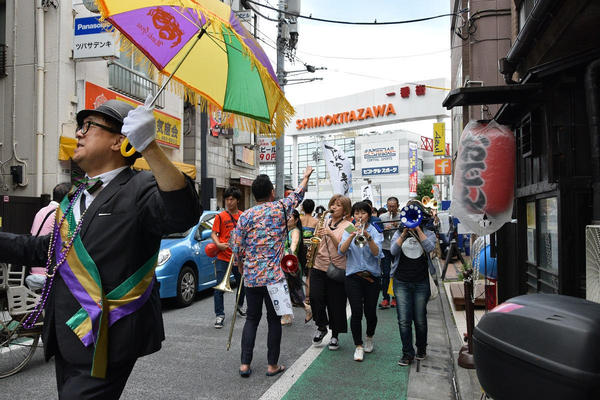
23, 184, 89, 329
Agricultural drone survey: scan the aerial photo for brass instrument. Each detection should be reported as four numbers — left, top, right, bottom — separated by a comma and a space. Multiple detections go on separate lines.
354, 223, 367, 247
305, 210, 331, 269
213, 254, 235, 293
422, 196, 439, 210
227, 274, 244, 351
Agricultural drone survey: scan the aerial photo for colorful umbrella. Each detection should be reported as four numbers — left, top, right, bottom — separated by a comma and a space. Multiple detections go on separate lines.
96, 0, 293, 137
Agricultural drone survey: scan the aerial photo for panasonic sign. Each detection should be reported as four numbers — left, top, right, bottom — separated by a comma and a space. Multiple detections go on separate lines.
73, 16, 119, 60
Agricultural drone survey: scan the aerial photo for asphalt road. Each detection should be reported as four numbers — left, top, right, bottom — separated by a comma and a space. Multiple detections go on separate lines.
1, 289, 316, 400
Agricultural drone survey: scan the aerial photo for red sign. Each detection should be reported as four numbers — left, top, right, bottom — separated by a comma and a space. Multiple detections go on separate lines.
435, 158, 452, 175
84, 81, 181, 148
409, 172, 418, 194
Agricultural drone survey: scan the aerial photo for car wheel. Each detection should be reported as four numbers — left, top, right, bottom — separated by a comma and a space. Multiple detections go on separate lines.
176, 265, 197, 308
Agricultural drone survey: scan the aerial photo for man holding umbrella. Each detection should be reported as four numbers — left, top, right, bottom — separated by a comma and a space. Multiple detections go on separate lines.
0, 98, 200, 399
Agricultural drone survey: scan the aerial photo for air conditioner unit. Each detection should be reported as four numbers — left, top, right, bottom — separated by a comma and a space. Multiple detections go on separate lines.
586, 225, 600, 303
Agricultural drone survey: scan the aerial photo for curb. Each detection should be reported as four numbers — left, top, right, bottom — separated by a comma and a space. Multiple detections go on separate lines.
434, 258, 481, 400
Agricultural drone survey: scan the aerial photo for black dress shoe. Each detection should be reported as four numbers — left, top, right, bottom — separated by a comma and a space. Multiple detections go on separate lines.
237, 306, 247, 317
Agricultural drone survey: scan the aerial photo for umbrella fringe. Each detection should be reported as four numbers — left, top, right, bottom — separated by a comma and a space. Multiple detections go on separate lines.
96, 3, 295, 137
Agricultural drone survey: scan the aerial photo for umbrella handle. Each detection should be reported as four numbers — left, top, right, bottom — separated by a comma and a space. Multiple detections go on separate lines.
119, 27, 207, 158
121, 139, 136, 157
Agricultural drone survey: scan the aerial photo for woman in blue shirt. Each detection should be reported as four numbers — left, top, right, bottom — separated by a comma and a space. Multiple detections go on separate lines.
339, 201, 384, 362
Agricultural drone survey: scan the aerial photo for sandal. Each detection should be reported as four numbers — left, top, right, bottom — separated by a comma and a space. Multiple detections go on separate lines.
304, 303, 313, 323
239, 367, 252, 378
266, 365, 286, 376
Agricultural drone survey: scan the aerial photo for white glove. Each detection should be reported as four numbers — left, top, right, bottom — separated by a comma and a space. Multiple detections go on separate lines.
121, 95, 156, 152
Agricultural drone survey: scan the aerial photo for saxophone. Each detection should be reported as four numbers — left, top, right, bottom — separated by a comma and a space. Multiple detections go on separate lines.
305, 210, 331, 269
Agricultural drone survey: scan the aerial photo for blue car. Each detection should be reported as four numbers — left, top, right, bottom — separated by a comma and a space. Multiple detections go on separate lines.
156, 211, 219, 307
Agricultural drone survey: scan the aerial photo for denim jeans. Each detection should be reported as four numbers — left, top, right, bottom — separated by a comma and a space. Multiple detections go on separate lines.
345, 273, 380, 346
214, 259, 245, 317
380, 249, 393, 301
393, 278, 430, 358
241, 286, 282, 365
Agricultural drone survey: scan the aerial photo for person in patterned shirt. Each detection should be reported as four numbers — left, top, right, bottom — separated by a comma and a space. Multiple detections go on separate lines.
231, 166, 313, 378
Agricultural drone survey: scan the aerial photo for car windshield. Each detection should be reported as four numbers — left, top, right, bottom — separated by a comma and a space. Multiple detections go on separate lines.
199, 214, 216, 232
162, 213, 216, 239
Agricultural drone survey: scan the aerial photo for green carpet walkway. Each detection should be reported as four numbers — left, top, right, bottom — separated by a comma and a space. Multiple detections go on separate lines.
281, 303, 410, 400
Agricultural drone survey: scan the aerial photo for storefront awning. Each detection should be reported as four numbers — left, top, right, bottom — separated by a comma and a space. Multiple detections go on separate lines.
59, 136, 196, 179
442, 84, 542, 110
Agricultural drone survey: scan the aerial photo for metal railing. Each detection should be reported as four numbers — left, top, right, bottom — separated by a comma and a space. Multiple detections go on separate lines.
0, 45, 7, 77
107, 61, 164, 108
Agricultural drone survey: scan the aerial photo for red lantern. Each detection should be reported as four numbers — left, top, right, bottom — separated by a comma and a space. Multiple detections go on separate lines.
451, 121, 515, 235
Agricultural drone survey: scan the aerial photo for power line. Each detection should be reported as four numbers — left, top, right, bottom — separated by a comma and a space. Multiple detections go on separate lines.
245, 0, 467, 26
297, 47, 451, 61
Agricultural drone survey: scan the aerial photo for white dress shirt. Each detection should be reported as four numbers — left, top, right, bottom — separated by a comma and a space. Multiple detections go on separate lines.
73, 166, 129, 223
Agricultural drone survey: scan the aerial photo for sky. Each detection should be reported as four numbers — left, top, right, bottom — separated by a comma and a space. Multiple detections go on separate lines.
246, 0, 453, 137
250, 1, 451, 101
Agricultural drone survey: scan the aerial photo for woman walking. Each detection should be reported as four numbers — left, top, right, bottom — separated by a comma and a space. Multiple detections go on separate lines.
309, 195, 352, 350
338, 201, 383, 361
281, 209, 308, 325
390, 200, 436, 366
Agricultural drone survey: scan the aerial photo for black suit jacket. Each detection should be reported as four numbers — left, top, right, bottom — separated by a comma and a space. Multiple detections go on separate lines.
0, 168, 200, 365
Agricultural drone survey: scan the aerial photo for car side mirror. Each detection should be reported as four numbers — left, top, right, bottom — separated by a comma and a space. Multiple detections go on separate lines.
201, 230, 212, 241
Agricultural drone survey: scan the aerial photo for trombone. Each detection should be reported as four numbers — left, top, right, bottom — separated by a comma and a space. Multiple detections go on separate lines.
213, 254, 244, 350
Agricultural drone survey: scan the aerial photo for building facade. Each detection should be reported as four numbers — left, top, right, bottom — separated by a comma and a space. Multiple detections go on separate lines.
0, 1, 262, 231
445, 0, 600, 302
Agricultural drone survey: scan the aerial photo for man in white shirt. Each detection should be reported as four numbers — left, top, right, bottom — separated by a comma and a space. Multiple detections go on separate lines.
378, 197, 400, 308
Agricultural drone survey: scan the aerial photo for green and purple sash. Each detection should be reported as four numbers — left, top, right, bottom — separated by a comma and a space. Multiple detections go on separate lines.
55, 197, 158, 378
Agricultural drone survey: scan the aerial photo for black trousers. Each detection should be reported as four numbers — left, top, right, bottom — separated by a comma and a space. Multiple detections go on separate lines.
55, 351, 136, 400
309, 268, 347, 336
241, 285, 282, 366
345, 273, 380, 346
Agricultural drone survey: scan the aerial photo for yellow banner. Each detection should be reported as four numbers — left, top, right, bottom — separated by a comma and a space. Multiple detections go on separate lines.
433, 122, 445, 156
155, 112, 181, 148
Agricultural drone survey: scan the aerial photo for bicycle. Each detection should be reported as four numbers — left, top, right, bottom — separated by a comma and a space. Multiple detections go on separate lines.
0, 263, 43, 378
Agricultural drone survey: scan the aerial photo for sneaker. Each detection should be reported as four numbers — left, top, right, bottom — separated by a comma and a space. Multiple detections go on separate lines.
391, 298, 397, 307
313, 329, 327, 345
378, 299, 390, 309
398, 355, 414, 366
364, 336, 374, 353
214, 316, 224, 329
237, 306, 247, 317
353, 346, 364, 361
328, 337, 339, 351
416, 350, 426, 360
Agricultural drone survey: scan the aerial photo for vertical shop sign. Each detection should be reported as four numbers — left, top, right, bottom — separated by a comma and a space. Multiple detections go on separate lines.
433, 122, 445, 156
408, 142, 418, 197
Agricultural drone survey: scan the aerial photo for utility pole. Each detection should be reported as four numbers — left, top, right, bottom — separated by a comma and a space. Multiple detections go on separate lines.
274, 0, 286, 199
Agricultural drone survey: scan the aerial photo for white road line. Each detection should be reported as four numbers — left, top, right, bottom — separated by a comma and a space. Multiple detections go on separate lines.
259, 303, 352, 400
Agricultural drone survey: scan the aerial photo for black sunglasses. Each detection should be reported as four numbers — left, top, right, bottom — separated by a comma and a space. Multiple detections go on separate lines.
77, 121, 120, 135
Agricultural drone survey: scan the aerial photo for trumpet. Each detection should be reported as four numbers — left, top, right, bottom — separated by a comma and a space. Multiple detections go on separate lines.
354, 223, 367, 247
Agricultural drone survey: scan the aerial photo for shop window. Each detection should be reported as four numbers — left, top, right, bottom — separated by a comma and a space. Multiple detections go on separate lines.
538, 197, 558, 273
519, 114, 533, 158
525, 196, 559, 293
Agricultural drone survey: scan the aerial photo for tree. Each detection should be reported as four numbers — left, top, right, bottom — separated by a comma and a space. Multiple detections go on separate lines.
417, 175, 435, 201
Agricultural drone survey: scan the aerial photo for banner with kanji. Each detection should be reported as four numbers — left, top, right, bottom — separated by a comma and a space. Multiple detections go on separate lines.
323, 143, 353, 196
